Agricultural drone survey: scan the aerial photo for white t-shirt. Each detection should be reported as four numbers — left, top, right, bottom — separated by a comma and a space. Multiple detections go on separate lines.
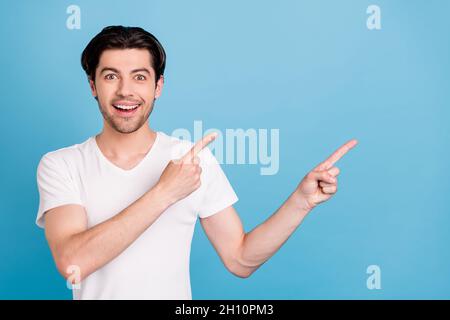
36, 131, 238, 300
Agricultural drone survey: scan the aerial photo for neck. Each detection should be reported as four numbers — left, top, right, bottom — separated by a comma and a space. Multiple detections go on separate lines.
95, 122, 157, 159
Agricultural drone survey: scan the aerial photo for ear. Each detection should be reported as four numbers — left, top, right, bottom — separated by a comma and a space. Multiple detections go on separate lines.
88, 78, 97, 99
154, 75, 164, 99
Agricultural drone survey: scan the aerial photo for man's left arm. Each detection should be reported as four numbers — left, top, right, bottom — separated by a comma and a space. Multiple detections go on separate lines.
200, 139, 358, 278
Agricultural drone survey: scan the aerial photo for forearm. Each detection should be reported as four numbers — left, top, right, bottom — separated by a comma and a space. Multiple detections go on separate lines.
59, 184, 173, 281
237, 192, 311, 277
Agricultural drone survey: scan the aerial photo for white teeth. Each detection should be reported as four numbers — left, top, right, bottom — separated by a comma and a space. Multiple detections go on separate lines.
114, 104, 139, 110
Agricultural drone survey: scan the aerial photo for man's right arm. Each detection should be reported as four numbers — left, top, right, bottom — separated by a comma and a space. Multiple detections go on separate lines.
44, 132, 217, 284
45, 184, 173, 283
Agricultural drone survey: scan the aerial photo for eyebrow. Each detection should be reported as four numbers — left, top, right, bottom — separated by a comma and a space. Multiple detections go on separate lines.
100, 67, 152, 75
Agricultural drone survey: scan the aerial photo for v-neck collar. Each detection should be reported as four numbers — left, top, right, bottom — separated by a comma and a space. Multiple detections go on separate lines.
91, 131, 160, 175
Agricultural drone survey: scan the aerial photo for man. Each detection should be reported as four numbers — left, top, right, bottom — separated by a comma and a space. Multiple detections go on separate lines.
36, 25, 358, 300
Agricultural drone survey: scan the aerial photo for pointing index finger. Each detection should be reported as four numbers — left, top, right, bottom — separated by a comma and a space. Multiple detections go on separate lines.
182, 132, 218, 162
315, 139, 358, 171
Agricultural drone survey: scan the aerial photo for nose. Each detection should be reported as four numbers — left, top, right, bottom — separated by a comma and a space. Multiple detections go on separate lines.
116, 78, 134, 97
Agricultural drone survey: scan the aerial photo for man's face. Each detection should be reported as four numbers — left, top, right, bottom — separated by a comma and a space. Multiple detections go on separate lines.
89, 48, 163, 134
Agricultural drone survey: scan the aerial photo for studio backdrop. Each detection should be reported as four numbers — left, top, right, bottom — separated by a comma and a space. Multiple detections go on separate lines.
1, 0, 449, 299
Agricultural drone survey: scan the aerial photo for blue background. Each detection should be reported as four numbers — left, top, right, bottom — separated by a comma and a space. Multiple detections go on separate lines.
1, 0, 449, 299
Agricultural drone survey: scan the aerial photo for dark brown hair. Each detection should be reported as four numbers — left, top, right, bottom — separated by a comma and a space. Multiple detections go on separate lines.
81, 25, 166, 85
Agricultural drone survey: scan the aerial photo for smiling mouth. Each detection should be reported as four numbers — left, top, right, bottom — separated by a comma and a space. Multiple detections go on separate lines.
112, 103, 142, 115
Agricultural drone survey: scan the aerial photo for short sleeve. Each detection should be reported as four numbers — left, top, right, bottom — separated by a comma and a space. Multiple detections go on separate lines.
36, 154, 83, 228
197, 148, 239, 219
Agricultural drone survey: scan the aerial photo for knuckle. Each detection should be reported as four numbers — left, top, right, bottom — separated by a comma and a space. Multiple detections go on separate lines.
326, 186, 336, 193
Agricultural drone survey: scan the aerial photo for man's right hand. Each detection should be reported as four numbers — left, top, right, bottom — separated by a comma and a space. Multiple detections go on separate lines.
43, 134, 219, 284
156, 132, 218, 205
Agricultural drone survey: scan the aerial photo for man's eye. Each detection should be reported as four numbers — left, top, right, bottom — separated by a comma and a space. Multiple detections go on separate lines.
105, 74, 117, 80
135, 74, 146, 81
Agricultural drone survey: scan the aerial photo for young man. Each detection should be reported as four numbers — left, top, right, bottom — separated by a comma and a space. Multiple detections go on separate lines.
36, 26, 357, 300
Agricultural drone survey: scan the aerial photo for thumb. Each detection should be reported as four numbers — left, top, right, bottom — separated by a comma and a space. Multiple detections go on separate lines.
310, 170, 336, 184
